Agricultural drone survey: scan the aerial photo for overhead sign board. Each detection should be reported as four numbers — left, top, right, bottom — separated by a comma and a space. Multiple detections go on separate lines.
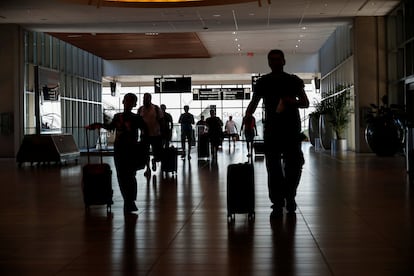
193, 88, 250, 100
154, 77, 191, 93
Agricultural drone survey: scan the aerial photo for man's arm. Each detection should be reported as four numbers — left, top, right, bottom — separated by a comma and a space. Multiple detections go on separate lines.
246, 93, 261, 116
296, 87, 310, 108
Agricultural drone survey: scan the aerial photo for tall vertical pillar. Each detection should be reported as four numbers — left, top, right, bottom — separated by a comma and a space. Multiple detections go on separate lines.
353, 17, 388, 153
0, 24, 24, 157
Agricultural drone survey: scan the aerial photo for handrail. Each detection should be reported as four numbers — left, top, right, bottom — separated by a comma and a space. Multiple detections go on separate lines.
321, 85, 353, 102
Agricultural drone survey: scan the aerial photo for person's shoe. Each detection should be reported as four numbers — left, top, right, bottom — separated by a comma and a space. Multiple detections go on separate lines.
188, 154, 191, 160
181, 154, 186, 159
130, 202, 138, 211
270, 208, 283, 219
151, 159, 157, 171
286, 200, 297, 213
124, 202, 138, 213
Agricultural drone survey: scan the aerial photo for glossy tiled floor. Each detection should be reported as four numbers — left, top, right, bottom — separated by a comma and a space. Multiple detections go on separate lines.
1, 142, 414, 275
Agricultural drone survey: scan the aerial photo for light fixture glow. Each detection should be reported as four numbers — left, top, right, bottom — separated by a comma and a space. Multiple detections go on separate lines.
105, 0, 203, 2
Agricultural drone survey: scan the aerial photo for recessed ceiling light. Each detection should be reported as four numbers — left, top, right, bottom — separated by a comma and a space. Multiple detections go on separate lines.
212, 14, 221, 17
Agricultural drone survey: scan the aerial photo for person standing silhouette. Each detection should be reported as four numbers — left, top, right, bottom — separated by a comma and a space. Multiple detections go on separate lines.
240, 113, 257, 157
246, 49, 309, 219
224, 116, 238, 147
178, 105, 195, 159
87, 93, 147, 212
160, 104, 173, 149
206, 109, 223, 160
138, 93, 164, 177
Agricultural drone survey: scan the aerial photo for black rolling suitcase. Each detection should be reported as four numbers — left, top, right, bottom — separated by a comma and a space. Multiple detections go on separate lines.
227, 162, 255, 222
82, 127, 113, 212
253, 141, 265, 156
161, 146, 178, 174
197, 133, 210, 158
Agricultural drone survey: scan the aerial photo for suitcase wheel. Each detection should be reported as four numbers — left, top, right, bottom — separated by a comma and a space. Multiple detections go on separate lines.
227, 212, 255, 223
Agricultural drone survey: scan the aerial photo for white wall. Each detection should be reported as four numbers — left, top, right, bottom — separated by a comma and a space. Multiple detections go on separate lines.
103, 53, 319, 77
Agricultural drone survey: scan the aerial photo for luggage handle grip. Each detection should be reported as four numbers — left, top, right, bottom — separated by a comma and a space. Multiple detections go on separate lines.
85, 125, 104, 164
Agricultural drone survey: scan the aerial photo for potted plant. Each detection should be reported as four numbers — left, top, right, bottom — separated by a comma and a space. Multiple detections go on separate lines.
318, 99, 334, 150
365, 95, 405, 156
308, 100, 323, 147
326, 90, 352, 153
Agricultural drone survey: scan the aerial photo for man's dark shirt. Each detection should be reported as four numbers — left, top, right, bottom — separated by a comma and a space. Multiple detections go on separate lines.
108, 111, 146, 151
254, 71, 304, 140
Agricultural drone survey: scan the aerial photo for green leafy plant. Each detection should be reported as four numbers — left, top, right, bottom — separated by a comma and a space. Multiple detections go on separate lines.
326, 90, 352, 139
309, 100, 324, 118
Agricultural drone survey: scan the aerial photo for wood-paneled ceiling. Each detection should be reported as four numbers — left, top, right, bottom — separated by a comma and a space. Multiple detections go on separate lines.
0, 0, 400, 60
49, 32, 210, 59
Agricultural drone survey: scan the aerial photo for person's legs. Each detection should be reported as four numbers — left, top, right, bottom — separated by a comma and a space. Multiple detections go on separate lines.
140, 137, 151, 177
151, 136, 163, 170
245, 131, 254, 156
246, 141, 251, 156
181, 132, 186, 157
210, 138, 218, 159
187, 132, 192, 159
264, 129, 285, 218
283, 143, 305, 213
114, 153, 138, 212
265, 150, 284, 216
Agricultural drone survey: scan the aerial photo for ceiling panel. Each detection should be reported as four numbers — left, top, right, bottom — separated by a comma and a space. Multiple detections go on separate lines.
0, 0, 400, 60
49, 32, 211, 59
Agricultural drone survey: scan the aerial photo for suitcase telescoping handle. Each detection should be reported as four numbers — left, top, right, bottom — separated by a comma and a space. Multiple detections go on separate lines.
85, 124, 104, 164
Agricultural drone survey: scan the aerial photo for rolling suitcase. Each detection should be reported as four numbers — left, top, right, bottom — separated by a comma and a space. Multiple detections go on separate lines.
253, 141, 265, 156
227, 162, 255, 222
197, 133, 210, 158
161, 146, 178, 174
82, 127, 113, 212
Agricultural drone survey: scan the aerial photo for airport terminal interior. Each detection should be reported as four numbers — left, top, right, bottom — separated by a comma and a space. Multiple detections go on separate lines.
1, 141, 413, 275
2, 0, 414, 275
